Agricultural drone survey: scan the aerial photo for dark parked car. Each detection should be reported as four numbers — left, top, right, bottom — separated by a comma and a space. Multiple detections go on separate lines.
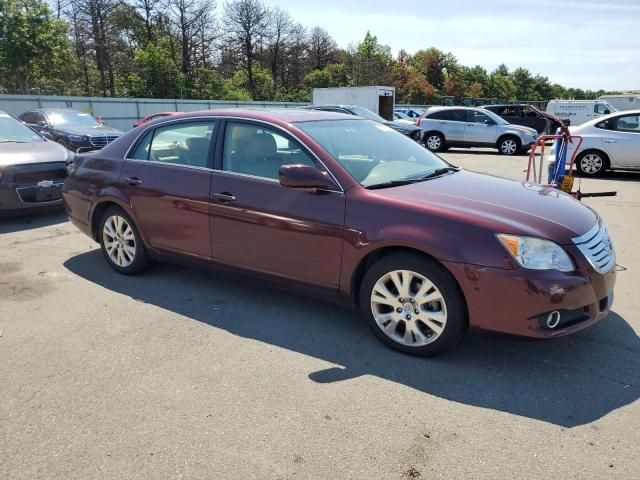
483, 104, 564, 134
63, 109, 616, 356
301, 104, 422, 141
19, 109, 123, 153
0, 111, 71, 213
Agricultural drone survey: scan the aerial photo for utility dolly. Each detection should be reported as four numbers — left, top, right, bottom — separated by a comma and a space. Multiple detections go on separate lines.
525, 126, 617, 200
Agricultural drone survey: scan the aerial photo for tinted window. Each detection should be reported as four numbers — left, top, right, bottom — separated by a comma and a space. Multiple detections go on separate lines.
613, 114, 640, 133
521, 106, 538, 117
427, 110, 451, 120
468, 110, 492, 124
48, 111, 98, 127
145, 121, 215, 167
20, 112, 37, 124
223, 122, 317, 180
498, 106, 517, 116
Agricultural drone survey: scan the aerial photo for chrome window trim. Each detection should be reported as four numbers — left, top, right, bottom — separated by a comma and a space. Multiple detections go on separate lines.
124, 115, 345, 193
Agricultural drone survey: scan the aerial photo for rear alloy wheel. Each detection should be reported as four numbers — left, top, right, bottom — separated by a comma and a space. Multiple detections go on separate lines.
425, 133, 445, 152
99, 207, 149, 275
498, 136, 521, 156
359, 253, 467, 356
577, 151, 606, 177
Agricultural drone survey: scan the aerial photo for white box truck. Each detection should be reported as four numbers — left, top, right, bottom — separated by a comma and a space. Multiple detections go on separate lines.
312, 86, 395, 121
546, 99, 617, 126
598, 93, 640, 111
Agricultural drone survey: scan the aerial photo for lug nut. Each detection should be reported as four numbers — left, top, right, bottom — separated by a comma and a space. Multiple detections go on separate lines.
398, 297, 405, 303
410, 298, 415, 303
396, 307, 403, 313
406, 314, 412, 320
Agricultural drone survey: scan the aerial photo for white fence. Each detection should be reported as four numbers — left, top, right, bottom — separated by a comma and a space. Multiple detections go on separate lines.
0, 95, 310, 131
0, 94, 432, 131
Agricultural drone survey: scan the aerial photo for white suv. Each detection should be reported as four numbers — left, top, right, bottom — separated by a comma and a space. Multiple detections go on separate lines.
418, 107, 539, 155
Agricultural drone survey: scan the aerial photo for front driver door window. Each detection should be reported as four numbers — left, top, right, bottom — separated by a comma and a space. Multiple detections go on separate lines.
464, 110, 497, 144
209, 120, 345, 287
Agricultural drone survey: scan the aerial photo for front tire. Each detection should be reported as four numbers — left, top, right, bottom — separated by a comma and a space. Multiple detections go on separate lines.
498, 136, 521, 156
576, 150, 608, 177
358, 253, 467, 356
98, 207, 150, 275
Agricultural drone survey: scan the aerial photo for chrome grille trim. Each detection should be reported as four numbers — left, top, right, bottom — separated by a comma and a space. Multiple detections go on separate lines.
89, 135, 119, 148
572, 219, 615, 274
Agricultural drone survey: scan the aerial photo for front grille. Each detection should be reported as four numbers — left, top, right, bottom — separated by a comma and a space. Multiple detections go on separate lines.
572, 219, 615, 274
89, 134, 119, 148
14, 167, 67, 184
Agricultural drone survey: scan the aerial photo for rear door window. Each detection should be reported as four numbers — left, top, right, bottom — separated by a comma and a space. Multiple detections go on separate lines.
427, 110, 451, 120
612, 114, 640, 133
128, 121, 216, 168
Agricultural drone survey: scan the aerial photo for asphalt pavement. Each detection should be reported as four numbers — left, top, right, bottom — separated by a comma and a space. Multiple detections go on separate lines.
1, 148, 638, 479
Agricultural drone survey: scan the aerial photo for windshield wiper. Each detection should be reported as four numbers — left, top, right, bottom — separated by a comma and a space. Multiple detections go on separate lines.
414, 166, 460, 180
365, 167, 460, 190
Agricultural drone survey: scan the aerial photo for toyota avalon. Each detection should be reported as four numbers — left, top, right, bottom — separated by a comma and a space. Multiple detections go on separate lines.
63, 110, 616, 355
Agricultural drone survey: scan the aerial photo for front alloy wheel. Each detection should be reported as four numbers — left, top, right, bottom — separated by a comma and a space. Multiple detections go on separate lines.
425, 133, 444, 152
499, 137, 519, 155
359, 253, 467, 356
371, 270, 448, 347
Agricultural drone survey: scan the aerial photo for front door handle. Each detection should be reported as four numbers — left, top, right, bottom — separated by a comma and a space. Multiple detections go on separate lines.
212, 192, 237, 204
126, 176, 142, 186
604, 138, 617, 143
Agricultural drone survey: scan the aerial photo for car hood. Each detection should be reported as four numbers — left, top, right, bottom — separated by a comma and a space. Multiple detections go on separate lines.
385, 121, 420, 134
504, 123, 538, 135
372, 170, 597, 244
55, 125, 124, 136
0, 140, 69, 167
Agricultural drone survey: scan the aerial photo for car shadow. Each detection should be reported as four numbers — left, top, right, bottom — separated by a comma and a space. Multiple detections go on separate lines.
0, 208, 67, 234
579, 170, 640, 183
64, 251, 640, 428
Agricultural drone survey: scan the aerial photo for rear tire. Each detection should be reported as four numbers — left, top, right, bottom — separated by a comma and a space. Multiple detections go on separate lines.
498, 135, 521, 156
576, 150, 608, 177
358, 253, 467, 356
424, 132, 446, 152
98, 206, 150, 275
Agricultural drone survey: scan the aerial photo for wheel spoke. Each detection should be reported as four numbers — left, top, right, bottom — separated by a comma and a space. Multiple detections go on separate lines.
390, 271, 410, 298
104, 219, 116, 238
123, 245, 136, 261
372, 283, 397, 306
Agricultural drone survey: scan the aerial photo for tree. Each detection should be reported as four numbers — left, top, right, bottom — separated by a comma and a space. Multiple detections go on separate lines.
307, 26, 336, 71
223, 0, 269, 98
265, 6, 294, 91
411, 47, 445, 90
0, 0, 74, 93
352, 31, 392, 86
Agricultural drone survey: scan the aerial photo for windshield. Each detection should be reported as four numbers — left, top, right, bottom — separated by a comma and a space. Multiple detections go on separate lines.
48, 111, 99, 127
348, 106, 386, 123
0, 113, 43, 143
481, 108, 509, 125
297, 119, 449, 187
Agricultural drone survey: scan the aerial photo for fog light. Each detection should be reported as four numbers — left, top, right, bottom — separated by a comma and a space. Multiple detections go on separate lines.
546, 311, 561, 329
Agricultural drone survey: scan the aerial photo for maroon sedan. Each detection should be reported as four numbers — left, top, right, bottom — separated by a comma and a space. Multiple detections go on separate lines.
63, 110, 616, 356
132, 112, 178, 128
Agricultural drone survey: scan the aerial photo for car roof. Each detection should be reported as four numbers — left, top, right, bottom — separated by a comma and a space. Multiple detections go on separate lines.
24, 108, 86, 114
426, 106, 479, 112
176, 108, 356, 123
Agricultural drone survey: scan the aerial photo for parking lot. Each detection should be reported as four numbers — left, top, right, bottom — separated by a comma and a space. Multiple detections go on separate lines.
1, 148, 638, 479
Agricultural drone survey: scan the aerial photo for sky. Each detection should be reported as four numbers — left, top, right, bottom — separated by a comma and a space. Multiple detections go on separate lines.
260, 0, 640, 91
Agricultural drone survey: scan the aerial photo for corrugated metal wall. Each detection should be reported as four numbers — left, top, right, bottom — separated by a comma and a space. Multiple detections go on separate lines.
0, 95, 310, 131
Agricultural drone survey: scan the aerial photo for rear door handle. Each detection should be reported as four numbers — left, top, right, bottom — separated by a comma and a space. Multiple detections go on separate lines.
126, 176, 142, 186
212, 192, 237, 203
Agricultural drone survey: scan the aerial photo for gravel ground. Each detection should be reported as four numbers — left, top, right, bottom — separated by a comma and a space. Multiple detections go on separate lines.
1, 148, 638, 479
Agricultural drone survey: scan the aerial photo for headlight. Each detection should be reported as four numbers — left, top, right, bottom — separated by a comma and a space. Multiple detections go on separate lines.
68, 135, 87, 143
497, 234, 574, 272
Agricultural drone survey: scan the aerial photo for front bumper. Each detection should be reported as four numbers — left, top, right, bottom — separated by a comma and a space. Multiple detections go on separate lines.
0, 163, 67, 212
444, 248, 616, 338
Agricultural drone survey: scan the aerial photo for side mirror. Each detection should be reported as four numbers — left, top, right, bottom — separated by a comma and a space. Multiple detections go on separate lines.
36, 120, 47, 127
279, 164, 337, 190
603, 109, 611, 115
484, 119, 495, 125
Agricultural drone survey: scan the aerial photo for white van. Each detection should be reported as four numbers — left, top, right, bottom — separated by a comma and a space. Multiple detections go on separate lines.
546, 100, 617, 126
598, 94, 640, 112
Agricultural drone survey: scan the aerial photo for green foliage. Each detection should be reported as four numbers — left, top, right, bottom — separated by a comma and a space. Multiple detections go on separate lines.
0, 1, 618, 103
0, 0, 75, 94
